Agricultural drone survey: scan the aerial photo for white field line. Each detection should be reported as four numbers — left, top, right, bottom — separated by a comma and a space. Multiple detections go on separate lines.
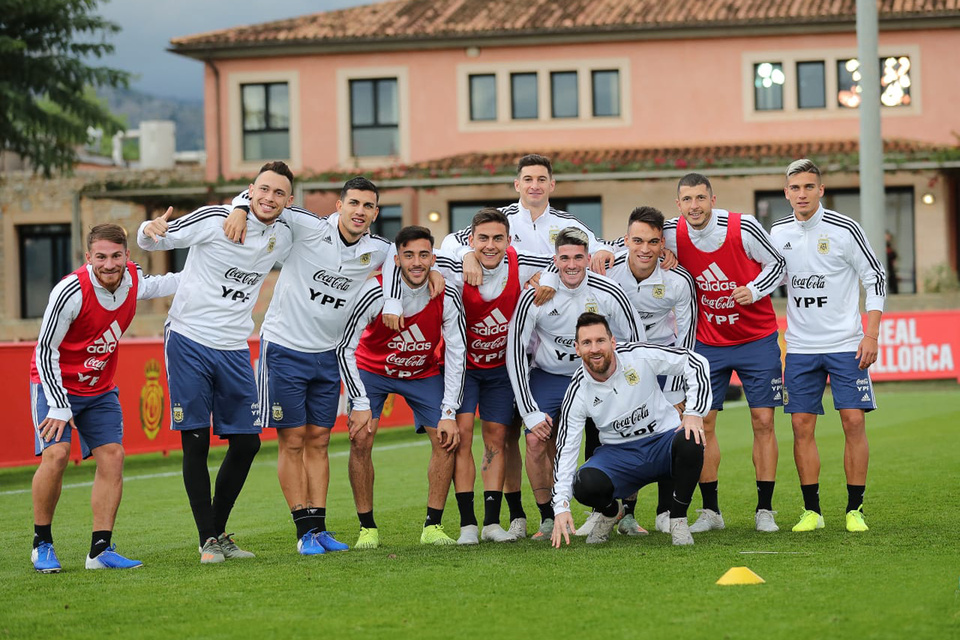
0, 438, 431, 497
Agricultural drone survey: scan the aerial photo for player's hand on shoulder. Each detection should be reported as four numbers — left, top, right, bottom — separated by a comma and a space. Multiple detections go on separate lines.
532, 277, 556, 307
427, 270, 446, 299
660, 248, 678, 270
590, 250, 614, 275
223, 207, 249, 244
382, 314, 403, 331
462, 251, 482, 287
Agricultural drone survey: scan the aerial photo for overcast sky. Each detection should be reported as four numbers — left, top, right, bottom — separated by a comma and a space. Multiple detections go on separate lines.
96, 0, 371, 101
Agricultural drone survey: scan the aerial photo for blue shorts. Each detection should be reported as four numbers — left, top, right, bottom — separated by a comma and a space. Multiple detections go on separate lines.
696, 331, 783, 411
31, 383, 122, 459
459, 366, 515, 425
358, 370, 443, 433
528, 368, 572, 434
258, 341, 341, 429
580, 430, 675, 500
784, 352, 877, 414
164, 329, 260, 436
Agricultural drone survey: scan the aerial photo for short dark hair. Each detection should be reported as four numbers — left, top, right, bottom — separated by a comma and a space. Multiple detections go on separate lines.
554, 226, 589, 252
471, 207, 510, 234
87, 223, 128, 250
340, 176, 379, 203
258, 161, 294, 189
395, 225, 434, 250
575, 312, 612, 340
786, 159, 822, 181
517, 153, 552, 177
627, 206, 665, 232
677, 172, 712, 196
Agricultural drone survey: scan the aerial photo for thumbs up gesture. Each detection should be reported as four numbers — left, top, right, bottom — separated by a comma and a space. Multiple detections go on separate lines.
144, 207, 173, 242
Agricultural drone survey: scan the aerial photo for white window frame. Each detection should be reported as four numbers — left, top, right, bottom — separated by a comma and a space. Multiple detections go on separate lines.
741, 45, 921, 122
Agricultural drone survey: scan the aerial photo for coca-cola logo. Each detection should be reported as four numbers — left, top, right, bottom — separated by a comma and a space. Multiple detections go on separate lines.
471, 336, 507, 351
791, 274, 826, 289
386, 353, 428, 367
611, 405, 650, 433
84, 357, 107, 371
700, 294, 736, 309
312, 269, 351, 291
554, 336, 575, 347
224, 267, 263, 286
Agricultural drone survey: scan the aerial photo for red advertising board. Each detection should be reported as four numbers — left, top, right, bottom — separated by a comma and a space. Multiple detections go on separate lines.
0, 338, 414, 468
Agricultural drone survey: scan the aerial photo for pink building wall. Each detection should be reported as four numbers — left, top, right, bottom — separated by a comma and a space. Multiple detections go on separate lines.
202, 28, 959, 181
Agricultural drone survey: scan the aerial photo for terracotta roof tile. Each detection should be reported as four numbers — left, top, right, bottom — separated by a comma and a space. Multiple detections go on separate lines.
171, 0, 960, 50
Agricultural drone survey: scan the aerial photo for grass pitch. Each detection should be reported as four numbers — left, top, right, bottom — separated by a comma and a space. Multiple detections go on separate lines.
1, 384, 958, 639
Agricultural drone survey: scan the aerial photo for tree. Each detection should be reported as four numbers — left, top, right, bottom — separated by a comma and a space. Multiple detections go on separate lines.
0, 0, 131, 176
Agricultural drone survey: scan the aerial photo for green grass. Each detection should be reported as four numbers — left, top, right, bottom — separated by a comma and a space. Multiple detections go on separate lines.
1, 385, 959, 639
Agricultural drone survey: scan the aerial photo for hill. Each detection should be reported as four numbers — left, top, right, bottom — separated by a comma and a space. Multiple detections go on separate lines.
97, 87, 204, 152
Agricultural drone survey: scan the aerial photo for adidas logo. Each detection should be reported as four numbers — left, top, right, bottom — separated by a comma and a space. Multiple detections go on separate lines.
486, 496, 495, 502
87, 321, 123, 354
514, 234, 522, 243
773, 392, 781, 400
861, 392, 871, 402
783, 242, 792, 250
696, 262, 736, 291
322, 235, 333, 245
547, 308, 561, 316
593, 396, 603, 406
307, 508, 318, 515
471, 309, 509, 336
387, 324, 432, 352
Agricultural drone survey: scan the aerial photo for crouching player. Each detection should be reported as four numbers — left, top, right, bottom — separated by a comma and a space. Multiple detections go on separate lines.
551, 313, 712, 548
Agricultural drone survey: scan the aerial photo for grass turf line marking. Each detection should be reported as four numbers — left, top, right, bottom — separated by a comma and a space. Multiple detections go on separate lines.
0, 437, 430, 496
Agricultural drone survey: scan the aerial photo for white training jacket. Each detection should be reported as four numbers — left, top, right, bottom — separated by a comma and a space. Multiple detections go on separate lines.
551, 342, 712, 515
337, 278, 467, 418
137, 206, 292, 350
34, 264, 180, 422
506, 271, 646, 429
770, 204, 886, 354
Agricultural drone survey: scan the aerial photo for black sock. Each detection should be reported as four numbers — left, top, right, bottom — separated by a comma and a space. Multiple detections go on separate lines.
292, 509, 313, 539
536, 501, 554, 523
358, 510, 377, 529
505, 491, 526, 521
90, 530, 112, 559
699, 481, 720, 513
846, 485, 866, 513
181, 429, 216, 545
600, 501, 620, 518
33, 524, 53, 549
756, 480, 775, 512
455, 492, 477, 527
800, 483, 821, 514
656, 480, 673, 515
211, 433, 260, 537
482, 491, 503, 527
425, 507, 444, 527
621, 497, 637, 517
309, 507, 327, 533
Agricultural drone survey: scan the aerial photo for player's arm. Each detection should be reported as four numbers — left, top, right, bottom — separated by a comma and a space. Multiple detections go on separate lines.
516, 251, 558, 305
437, 288, 468, 452
739, 215, 786, 304
336, 281, 382, 437
601, 276, 647, 342
505, 289, 548, 430
643, 344, 713, 418
663, 270, 697, 406
135, 264, 180, 300
34, 277, 82, 440
551, 379, 588, 548
848, 221, 886, 369
137, 205, 222, 251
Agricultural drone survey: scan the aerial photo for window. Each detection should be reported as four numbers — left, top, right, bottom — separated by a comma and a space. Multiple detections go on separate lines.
372, 204, 403, 241
19, 224, 72, 319
551, 71, 578, 118
449, 200, 513, 235
592, 70, 620, 117
511, 73, 538, 120
797, 61, 826, 109
754, 62, 784, 111
469, 74, 497, 121
350, 78, 399, 157
553, 198, 603, 239
241, 83, 290, 161
839, 56, 912, 108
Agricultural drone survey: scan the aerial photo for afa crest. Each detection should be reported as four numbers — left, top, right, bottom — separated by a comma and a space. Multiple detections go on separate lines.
585, 302, 599, 313
549, 228, 560, 243
783, 387, 790, 405
173, 403, 184, 424
360, 253, 371, 265
817, 236, 830, 255
272, 403, 283, 421
267, 236, 276, 253
624, 367, 640, 385
139, 359, 164, 440
652, 285, 665, 299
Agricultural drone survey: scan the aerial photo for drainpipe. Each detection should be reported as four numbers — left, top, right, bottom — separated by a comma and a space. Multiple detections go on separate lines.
72, 190, 82, 266
205, 59, 224, 182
